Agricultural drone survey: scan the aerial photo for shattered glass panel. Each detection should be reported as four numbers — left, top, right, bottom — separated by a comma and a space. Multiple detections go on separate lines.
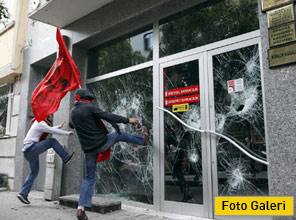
0, 97, 8, 136
87, 27, 153, 78
164, 60, 203, 204
160, 0, 259, 57
213, 45, 268, 196
87, 67, 153, 204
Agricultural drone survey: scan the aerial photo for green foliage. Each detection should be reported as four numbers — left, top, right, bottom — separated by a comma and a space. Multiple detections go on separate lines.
160, 0, 259, 57
0, 1, 8, 21
97, 39, 147, 76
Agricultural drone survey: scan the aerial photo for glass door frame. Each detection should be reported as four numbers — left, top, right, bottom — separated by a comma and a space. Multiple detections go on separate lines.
207, 37, 271, 220
156, 30, 264, 218
159, 52, 210, 217
208, 36, 262, 200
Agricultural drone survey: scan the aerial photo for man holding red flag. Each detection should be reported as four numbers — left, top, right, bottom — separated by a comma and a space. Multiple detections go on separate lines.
31, 27, 82, 122
17, 27, 81, 204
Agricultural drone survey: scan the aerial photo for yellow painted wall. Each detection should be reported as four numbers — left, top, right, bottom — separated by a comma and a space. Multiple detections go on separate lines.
13, 0, 29, 74
0, 27, 14, 69
0, 0, 29, 78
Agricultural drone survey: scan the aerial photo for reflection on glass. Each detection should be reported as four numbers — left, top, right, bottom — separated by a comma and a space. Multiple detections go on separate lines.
87, 27, 153, 78
87, 67, 153, 204
0, 97, 8, 136
0, 85, 9, 136
160, 0, 259, 57
213, 45, 268, 196
164, 60, 203, 204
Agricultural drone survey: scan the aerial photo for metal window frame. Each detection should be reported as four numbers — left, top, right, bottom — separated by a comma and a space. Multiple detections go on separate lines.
159, 52, 208, 217
0, 85, 13, 137
85, 22, 268, 218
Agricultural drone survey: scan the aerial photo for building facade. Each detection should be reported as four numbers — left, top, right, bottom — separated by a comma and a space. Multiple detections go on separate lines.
11, 0, 296, 219
0, 0, 28, 190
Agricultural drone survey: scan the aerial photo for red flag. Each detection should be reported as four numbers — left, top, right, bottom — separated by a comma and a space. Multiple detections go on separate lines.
96, 120, 111, 162
31, 27, 82, 122
97, 148, 111, 162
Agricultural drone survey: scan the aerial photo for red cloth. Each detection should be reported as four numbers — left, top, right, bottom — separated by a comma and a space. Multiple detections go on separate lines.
97, 147, 111, 162
96, 120, 111, 162
31, 27, 82, 122
39, 133, 49, 142
75, 95, 91, 103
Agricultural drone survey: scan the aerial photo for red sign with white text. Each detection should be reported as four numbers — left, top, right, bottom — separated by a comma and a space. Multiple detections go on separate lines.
165, 85, 199, 98
164, 94, 200, 106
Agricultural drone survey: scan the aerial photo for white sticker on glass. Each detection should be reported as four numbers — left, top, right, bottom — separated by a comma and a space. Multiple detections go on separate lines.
227, 78, 244, 93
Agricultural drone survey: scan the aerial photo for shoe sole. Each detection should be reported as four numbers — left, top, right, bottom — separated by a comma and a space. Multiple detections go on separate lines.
65, 152, 75, 165
17, 195, 30, 204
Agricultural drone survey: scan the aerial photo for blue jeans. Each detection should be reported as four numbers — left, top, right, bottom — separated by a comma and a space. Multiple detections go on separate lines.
78, 132, 144, 207
19, 138, 69, 195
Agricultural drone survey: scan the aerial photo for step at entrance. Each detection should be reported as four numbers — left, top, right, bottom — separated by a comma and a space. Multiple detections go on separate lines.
59, 194, 121, 214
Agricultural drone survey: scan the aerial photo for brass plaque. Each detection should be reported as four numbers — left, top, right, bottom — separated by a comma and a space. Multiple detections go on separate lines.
269, 43, 296, 67
262, 0, 293, 11
267, 4, 295, 28
269, 23, 296, 47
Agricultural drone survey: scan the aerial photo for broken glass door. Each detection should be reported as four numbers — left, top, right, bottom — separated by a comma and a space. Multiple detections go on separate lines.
159, 37, 267, 218
160, 54, 208, 217
209, 42, 268, 201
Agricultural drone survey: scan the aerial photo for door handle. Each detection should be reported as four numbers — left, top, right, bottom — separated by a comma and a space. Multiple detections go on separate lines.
156, 106, 269, 165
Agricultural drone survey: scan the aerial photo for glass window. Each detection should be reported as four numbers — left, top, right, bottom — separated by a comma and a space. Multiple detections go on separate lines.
0, 84, 10, 137
144, 32, 153, 51
159, 0, 259, 57
87, 67, 153, 204
87, 27, 153, 79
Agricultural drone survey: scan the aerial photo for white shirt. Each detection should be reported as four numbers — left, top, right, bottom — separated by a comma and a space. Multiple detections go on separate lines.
22, 121, 70, 151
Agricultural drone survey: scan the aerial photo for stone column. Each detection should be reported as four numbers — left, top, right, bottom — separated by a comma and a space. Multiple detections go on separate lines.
258, 0, 296, 218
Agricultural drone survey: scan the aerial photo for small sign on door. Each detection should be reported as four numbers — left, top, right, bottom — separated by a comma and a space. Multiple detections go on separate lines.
164, 94, 200, 106
173, 103, 189, 112
227, 78, 244, 93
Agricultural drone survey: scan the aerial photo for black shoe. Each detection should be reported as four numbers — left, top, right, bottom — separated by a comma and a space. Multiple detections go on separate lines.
77, 209, 88, 220
64, 152, 74, 165
17, 193, 30, 204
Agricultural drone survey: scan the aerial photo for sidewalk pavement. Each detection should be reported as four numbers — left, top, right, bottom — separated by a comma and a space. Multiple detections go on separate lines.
0, 190, 208, 220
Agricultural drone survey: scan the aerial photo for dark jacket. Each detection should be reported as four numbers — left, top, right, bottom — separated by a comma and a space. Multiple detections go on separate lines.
69, 101, 129, 153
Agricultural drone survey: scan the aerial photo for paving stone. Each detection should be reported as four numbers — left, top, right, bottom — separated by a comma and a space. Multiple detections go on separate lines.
59, 194, 121, 214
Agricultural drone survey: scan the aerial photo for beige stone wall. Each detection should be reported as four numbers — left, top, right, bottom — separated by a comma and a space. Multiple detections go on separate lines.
0, 27, 14, 69
13, 0, 29, 74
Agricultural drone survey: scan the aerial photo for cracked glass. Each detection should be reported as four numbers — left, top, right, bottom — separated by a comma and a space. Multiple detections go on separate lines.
213, 44, 268, 196
87, 67, 153, 204
164, 60, 203, 204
